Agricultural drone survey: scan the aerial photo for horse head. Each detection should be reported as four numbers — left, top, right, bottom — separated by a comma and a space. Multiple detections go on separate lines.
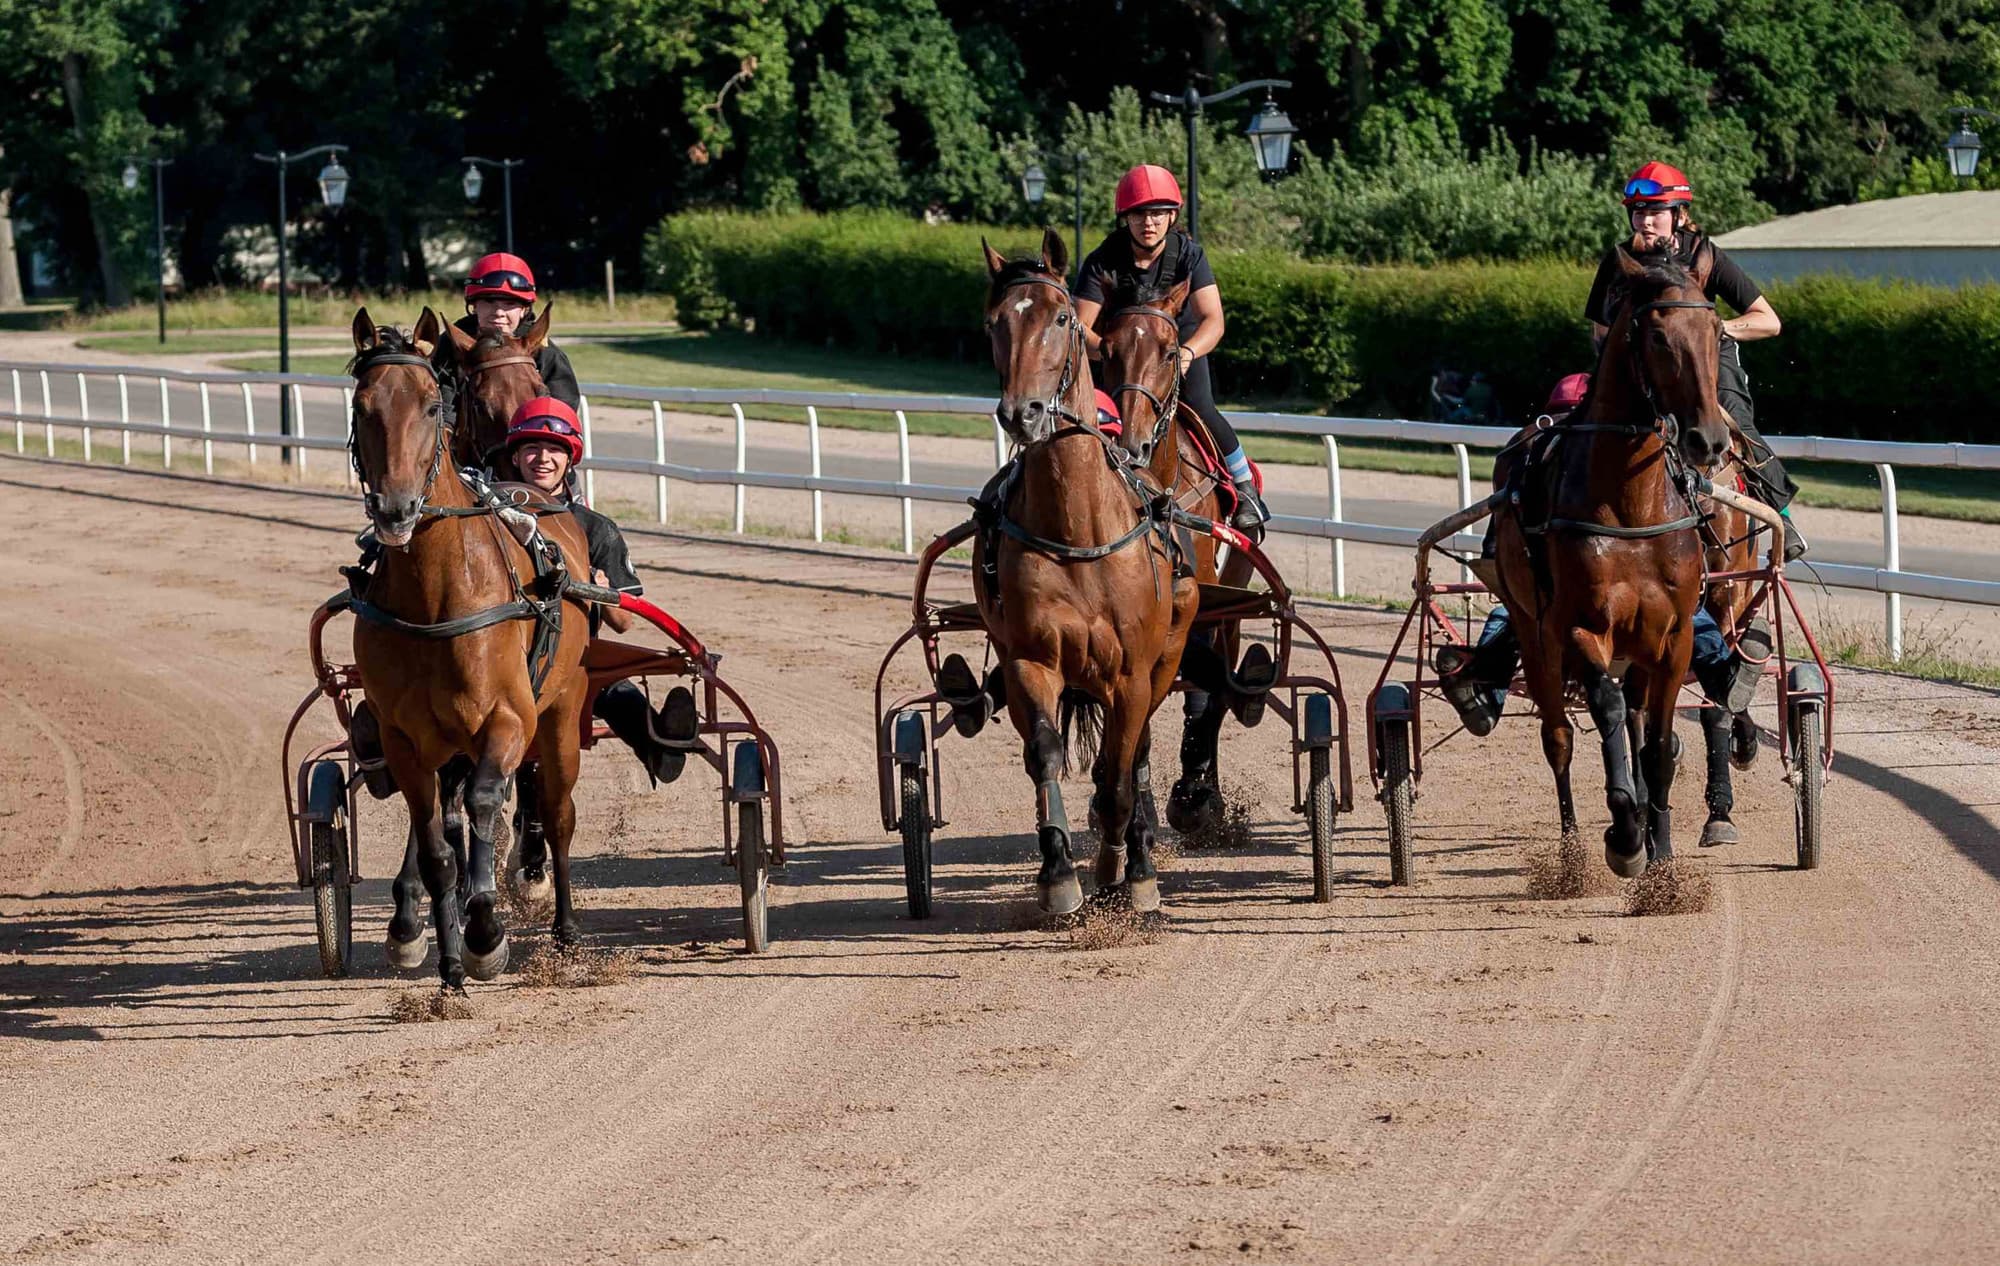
436, 303, 552, 466
1601, 242, 1733, 471
1094, 274, 1190, 463
350, 306, 448, 547
983, 228, 1087, 446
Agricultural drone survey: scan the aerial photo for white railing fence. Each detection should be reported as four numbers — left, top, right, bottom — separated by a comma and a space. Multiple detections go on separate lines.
8, 357, 1999, 663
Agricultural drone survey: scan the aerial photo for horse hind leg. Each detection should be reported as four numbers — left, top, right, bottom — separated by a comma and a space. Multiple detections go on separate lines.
1008, 662, 1082, 915
1699, 705, 1741, 847
385, 824, 429, 968
1639, 676, 1681, 865
1168, 688, 1228, 835
1093, 694, 1159, 912
511, 762, 554, 901
460, 752, 519, 981
1580, 663, 1646, 877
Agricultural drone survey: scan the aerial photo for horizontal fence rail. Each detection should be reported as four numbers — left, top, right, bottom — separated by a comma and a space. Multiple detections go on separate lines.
7, 357, 1998, 661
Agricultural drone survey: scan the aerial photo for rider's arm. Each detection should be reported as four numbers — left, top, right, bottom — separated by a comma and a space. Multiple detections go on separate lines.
1074, 297, 1107, 358
594, 569, 634, 632
1725, 296, 1780, 341
1181, 284, 1225, 364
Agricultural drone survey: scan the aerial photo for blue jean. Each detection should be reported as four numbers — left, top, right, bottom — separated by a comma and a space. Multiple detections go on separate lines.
1470, 604, 1729, 711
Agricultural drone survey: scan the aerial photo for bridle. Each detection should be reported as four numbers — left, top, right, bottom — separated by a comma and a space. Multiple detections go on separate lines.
991, 273, 1088, 441
1624, 296, 1717, 448
1102, 303, 1183, 461
349, 347, 451, 508
456, 347, 543, 462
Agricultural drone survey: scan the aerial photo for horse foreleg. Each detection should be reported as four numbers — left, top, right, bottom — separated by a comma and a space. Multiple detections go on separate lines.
1641, 673, 1681, 865
1095, 689, 1160, 912
532, 717, 585, 946
440, 755, 474, 913
387, 741, 463, 990
1006, 659, 1081, 915
1169, 687, 1228, 834
461, 723, 528, 980
1518, 647, 1577, 843
511, 761, 553, 900
1578, 660, 1644, 877
1698, 705, 1739, 847
386, 823, 429, 968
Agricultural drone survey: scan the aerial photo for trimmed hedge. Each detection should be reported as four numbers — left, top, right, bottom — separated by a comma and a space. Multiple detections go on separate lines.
648, 210, 1995, 441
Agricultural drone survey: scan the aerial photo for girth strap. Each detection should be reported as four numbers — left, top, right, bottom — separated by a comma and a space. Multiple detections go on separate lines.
1525, 512, 1704, 539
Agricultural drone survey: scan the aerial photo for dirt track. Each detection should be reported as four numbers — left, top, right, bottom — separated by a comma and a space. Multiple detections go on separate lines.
4, 454, 1999, 1264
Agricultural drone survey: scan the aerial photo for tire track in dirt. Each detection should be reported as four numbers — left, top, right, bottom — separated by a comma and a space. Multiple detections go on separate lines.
4, 687, 86, 897
1526, 880, 1744, 1264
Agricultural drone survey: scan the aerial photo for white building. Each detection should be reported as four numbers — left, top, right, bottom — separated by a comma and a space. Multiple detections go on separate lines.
1713, 190, 2000, 287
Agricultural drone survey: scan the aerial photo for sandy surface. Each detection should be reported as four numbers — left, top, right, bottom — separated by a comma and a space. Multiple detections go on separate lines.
3, 458, 1999, 1263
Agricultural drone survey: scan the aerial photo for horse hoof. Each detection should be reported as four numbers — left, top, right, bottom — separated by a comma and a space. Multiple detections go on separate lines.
1094, 843, 1128, 888
384, 932, 429, 970
1731, 716, 1760, 771
1166, 781, 1221, 835
1038, 874, 1085, 916
463, 935, 510, 981
1699, 816, 1740, 848
511, 866, 553, 904
1127, 875, 1162, 914
1604, 836, 1649, 879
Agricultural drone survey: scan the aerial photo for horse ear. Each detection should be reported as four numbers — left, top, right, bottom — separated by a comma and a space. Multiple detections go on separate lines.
439, 317, 476, 363
351, 307, 378, 352
1041, 228, 1068, 280
411, 306, 443, 355
981, 236, 1007, 277
1614, 244, 1650, 283
523, 302, 552, 351
1163, 275, 1192, 314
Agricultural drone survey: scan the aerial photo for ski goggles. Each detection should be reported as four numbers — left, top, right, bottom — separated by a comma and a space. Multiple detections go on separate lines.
1623, 178, 1691, 199
466, 269, 535, 293
516, 415, 578, 439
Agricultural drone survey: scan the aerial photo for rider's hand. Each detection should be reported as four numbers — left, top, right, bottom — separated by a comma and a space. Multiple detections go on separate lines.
593, 568, 610, 587
1178, 346, 1196, 373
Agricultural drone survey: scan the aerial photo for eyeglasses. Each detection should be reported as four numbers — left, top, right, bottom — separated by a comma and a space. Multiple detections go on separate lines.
1623, 178, 1690, 198
1131, 207, 1177, 221
467, 269, 534, 292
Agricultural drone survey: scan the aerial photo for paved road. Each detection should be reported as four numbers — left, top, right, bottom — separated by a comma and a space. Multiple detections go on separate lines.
8, 367, 1981, 583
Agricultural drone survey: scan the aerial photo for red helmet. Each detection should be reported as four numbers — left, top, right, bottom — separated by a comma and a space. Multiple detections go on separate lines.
1093, 388, 1121, 425
465, 251, 537, 303
1546, 372, 1591, 413
1622, 161, 1693, 209
500, 397, 583, 465
1114, 165, 1183, 215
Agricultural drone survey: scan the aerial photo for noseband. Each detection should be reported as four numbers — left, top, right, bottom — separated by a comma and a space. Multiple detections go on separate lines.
994, 274, 1087, 439
1103, 304, 1183, 461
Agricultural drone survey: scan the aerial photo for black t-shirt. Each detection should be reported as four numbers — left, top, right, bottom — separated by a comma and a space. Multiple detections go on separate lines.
1583, 230, 1762, 327
1075, 230, 1217, 341
568, 502, 642, 595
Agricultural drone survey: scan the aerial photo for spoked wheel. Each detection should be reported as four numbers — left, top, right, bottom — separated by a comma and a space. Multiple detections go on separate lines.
306, 760, 353, 978
1792, 702, 1824, 870
899, 764, 934, 919
731, 741, 770, 953
1379, 722, 1416, 887
1307, 745, 1337, 902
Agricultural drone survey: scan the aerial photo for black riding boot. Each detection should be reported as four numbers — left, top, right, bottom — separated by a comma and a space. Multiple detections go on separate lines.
596, 680, 687, 786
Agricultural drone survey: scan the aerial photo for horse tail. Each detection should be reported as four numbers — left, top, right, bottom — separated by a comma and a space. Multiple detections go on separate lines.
1059, 689, 1104, 777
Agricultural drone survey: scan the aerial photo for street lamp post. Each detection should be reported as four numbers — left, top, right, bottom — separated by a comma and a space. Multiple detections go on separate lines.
1945, 107, 2000, 179
462, 156, 526, 254
1019, 149, 1090, 273
252, 144, 351, 457
1147, 79, 1298, 239
121, 155, 173, 345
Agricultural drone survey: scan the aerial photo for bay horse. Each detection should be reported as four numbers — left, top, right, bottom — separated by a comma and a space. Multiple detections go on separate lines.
979, 230, 1201, 913
347, 307, 594, 989
1693, 441, 1767, 846
1090, 280, 1267, 833
1488, 245, 1739, 876
438, 305, 556, 468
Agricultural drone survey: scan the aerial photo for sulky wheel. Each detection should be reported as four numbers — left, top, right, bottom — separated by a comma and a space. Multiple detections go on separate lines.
899, 764, 934, 919
1307, 745, 1338, 902
1791, 702, 1824, 871
1378, 721, 1416, 887
306, 760, 353, 978
731, 740, 771, 953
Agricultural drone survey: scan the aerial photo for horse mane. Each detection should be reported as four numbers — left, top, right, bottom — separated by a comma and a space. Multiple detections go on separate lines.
472, 331, 510, 355
987, 255, 1061, 301
1121, 277, 1182, 310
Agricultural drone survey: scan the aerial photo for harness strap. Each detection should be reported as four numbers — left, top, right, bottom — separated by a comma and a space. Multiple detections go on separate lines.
1525, 512, 1704, 539
996, 510, 1158, 561
348, 594, 545, 639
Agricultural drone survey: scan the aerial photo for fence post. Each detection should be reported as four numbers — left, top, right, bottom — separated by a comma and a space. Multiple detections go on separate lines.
292, 384, 307, 476
341, 387, 354, 486
242, 383, 258, 465
1324, 436, 1346, 599
1878, 462, 1902, 663
159, 377, 171, 468
807, 405, 824, 542
580, 394, 597, 507
731, 403, 746, 534
200, 382, 214, 474
76, 370, 91, 464
896, 409, 914, 555
39, 370, 52, 456
1453, 442, 1473, 585
118, 374, 131, 465
10, 369, 20, 452
652, 401, 668, 524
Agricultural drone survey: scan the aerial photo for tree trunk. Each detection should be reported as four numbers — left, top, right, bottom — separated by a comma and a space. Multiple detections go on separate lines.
401, 216, 430, 290
61, 52, 132, 307
0, 172, 25, 307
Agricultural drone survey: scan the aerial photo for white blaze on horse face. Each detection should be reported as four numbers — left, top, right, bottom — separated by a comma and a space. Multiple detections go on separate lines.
1012, 296, 1034, 315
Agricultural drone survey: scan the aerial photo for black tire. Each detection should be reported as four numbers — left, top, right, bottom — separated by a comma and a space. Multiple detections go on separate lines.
737, 800, 769, 953
311, 812, 353, 979
1380, 723, 1416, 887
1307, 746, 1337, 902
899, 765, 934, 919
1793, 704, 1823, 871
